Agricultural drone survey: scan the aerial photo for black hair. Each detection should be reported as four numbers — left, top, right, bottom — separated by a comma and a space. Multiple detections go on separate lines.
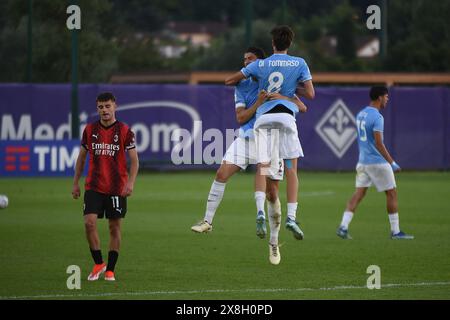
96, 92, 116, 102
369, 86, 388, 101
246, 46, 266, 59
270, 25, 294, 51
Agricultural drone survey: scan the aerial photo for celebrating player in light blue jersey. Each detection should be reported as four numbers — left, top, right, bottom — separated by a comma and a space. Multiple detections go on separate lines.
192, 48, 307, 263
337, 86, 414, 240
225, 26, 315, 254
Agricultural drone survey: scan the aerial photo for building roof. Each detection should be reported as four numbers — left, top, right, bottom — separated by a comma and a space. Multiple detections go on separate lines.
166, 21, 228, 36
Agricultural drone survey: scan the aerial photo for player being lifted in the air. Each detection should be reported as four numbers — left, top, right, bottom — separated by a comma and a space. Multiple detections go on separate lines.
336, 86, 413, 240
192, 47, 307, 265
226, 26, 315, 256
72, 92, 139, 281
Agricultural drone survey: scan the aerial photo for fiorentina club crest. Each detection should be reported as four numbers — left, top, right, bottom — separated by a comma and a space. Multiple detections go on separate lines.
315, 99, 357, 158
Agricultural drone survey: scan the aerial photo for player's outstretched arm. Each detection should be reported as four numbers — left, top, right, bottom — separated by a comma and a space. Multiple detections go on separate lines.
122, 148, 139, 197
225, 71, 246, 86
236, 90, 268, 124
72, 147, 88, 199
374, 131, 400, 172
296, 80, 315, 100
292, 95, 307, 113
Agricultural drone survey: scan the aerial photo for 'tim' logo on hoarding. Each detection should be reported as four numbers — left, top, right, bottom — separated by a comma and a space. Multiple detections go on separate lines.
4, 146, 31, 172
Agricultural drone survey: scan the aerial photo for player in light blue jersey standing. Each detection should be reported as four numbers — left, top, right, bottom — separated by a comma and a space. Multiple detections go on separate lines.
226, 26, 315, 255
337, 86, 414, 240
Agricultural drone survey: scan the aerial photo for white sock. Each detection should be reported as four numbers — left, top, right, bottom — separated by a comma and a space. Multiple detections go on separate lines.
268, 198, 281, 245
255, 191, 266, 216
204, 180, 226, 224
287, 202, 298, 220
388, 213, 400, 234
340, 211, 354, 229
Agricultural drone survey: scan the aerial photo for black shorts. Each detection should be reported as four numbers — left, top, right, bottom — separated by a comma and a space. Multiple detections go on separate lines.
265, 104, 295, 116
83, 190, 127, 219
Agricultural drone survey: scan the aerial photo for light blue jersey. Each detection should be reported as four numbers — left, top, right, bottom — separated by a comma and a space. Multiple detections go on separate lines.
240, 53, 312, 118
356, 106, 387, 164
234, 78, 259, 138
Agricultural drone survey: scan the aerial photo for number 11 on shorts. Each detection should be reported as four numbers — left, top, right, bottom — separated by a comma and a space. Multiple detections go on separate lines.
111, 196, 119, 208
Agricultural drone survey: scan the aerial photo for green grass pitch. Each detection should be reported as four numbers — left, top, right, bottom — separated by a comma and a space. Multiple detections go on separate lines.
0, 171, 449, 300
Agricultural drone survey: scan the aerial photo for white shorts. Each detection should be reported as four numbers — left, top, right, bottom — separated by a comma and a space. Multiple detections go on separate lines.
355, 163, 396, 192
222, 137, 284, 180
254, 113, 304, 164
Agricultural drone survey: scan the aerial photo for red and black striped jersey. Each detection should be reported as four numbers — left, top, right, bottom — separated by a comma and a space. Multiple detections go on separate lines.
81, 120, 135, 195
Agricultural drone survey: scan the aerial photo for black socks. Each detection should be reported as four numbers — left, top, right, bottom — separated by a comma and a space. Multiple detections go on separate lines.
90, 249, 103, 265
106, 250, 119, 272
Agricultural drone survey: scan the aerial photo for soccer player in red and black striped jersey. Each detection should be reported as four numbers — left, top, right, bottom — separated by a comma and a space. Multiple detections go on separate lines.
72, 92, 139, 281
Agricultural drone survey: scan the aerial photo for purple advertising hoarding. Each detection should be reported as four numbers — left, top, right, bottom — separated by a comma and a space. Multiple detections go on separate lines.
0, 84, 448, 176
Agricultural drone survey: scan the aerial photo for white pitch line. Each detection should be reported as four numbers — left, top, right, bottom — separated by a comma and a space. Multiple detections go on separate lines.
2, 281, 450, 300
302, 191, 335, 197
131, 191, 336, 201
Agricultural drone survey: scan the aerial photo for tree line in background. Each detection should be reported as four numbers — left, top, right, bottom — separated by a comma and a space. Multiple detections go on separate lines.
0, 0, 449, 82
